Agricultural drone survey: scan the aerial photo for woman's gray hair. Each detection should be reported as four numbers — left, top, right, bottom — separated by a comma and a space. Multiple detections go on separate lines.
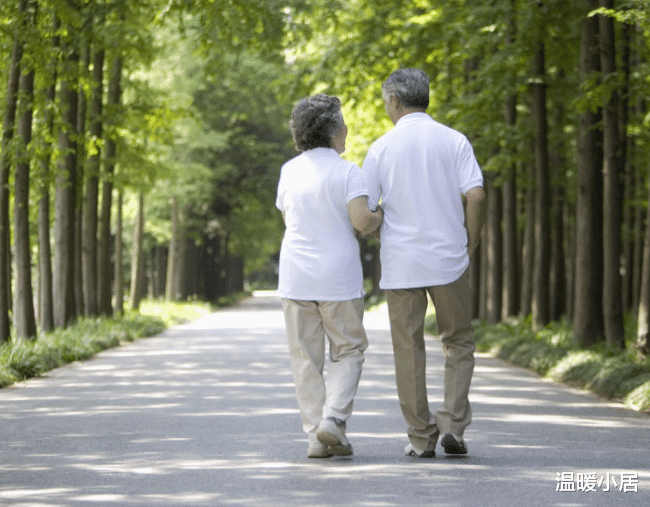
289, 94, 343, 152
382, 68, 430, 109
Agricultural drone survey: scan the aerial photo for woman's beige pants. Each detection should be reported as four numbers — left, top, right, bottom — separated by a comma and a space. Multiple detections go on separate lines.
281, 298, 368, 444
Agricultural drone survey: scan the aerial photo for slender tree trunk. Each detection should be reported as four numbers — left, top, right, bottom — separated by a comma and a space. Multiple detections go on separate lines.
0, 0, 27, 342
599, 0, 626, 348
129, 192, 146, 311
550, 186, 566, 321
531, 34, 551, 329
166, 196, 179, 301
621, 23, 634, 312
501, 0, 519, 320
486, 174, 502, 323
53, 44, 80, 329
98, 56, 122, 316
632, 169, 646, 313
14, 34, 37, 340
520, 159, 535, 318
74, 44, 90, 316
550, 89, 567, 322
637, 173, 650, 359
82, 47, 103, 316
502, 99, 519, 318
114, 189, 124, 316
574, 1, 604, 346
37, 17, 60, 333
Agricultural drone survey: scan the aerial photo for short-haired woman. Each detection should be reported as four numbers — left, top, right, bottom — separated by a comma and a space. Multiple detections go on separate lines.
276, 94, 383, 458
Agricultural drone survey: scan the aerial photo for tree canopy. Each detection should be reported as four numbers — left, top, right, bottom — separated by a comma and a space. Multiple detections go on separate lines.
1, 0, 650, 358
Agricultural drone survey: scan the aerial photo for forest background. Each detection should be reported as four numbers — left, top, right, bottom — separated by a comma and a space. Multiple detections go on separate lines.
1, 0, 650, 407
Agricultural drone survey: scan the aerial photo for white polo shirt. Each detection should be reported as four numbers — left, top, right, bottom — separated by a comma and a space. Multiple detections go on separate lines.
362, 113, 483, 289
276, 147, 368, 301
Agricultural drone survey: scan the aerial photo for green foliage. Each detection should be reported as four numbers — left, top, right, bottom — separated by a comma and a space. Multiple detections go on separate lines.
0, 313, 166, 388
460, 316, 650, 413
0, 298, 238, 388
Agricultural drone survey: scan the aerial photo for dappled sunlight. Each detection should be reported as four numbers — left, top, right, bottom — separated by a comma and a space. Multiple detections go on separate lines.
1, 294, 648, 506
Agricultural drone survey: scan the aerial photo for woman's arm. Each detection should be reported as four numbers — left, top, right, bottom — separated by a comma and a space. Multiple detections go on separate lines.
348, 196, 383, 234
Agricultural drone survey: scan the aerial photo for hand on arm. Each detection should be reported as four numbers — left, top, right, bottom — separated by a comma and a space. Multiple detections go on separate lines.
348, 196, 384, 235
465, 186, 487, 260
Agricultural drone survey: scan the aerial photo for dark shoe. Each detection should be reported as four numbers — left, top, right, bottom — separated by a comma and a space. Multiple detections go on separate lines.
441, 433, 468, 454
404, 443, 436, 458
317, 417, 353, 456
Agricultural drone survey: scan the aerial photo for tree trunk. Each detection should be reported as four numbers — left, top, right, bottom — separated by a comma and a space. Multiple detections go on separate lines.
98, 56, 122, 316
114, 189, 124, 316
520, 159, 535, 318
486, 174, 502, 323
502, 97, 519, 319
599, 0, 626, 349
37, 16, 60, 334
166, 196, 180, 301
550, 185, 566, 321
632, 169, 646, 313
129, 192, 145, 311
0, 0, 27, 342
531, 35, 551, 329
550, 88, 567, 322
53, 44, 80, 329
637, 174, 650, 360
621, 24, 634, 313
14, 41, 37, 340
74, 44, 90, 316
574, 1, 604, 346
82, 47, 103, 316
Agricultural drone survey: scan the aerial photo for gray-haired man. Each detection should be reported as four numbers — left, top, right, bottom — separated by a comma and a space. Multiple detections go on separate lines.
362, 68, 486, 457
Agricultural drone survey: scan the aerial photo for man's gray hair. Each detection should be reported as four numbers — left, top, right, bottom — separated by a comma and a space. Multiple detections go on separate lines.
382, 68, 430, 109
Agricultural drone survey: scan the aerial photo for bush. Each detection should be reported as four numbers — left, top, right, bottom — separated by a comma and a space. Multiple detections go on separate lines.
426, 313, 650, 414
0, 300, 209, 389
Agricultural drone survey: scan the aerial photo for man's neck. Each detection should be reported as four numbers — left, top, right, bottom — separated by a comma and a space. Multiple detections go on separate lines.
393, 107, 427, 124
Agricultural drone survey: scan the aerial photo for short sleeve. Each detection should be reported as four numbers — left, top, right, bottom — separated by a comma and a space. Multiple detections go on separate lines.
345, 164, 368, 204
361, 147, 382, 210
457, 137, 483, 195
275, 167, 286, 212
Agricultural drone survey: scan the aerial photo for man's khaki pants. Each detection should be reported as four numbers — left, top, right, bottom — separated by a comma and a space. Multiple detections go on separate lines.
386, 271, 475, 452
281, 298, 368, 444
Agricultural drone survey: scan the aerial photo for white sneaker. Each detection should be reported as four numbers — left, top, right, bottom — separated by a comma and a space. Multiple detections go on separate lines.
404, 443, 436, 458
308, 441, 332, 458
317, 417, 353, 456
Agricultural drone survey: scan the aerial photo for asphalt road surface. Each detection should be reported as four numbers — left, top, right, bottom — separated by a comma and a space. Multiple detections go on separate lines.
1, 292, 648, 506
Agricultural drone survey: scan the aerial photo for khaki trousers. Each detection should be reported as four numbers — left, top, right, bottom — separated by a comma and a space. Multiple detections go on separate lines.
386, 270, 475, 451
281, 298, 368, 444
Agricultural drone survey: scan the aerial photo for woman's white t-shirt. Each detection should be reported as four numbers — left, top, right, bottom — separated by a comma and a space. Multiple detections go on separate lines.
276, 148, 368, 301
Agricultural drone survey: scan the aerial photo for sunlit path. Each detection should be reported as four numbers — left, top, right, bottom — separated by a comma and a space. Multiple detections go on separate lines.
0, 292, 648, 506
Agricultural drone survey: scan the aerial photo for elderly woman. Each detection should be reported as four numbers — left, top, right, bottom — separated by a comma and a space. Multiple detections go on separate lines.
276, 94, 383, 458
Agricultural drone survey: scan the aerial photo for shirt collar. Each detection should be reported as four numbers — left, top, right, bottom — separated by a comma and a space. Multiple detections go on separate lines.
395, 112, 432, 126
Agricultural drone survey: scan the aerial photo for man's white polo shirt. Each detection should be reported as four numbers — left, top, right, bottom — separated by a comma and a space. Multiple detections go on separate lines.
362, 113, 483, 289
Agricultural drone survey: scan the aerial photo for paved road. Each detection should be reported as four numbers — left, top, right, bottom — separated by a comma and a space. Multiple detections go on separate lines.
0, 292, 648, 506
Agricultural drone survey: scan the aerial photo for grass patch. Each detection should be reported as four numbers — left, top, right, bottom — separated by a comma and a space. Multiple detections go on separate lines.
0, 295, 248, 389
425, 313, 650, 414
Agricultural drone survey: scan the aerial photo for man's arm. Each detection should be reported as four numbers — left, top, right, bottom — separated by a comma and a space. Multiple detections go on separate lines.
465, 186, 486, 260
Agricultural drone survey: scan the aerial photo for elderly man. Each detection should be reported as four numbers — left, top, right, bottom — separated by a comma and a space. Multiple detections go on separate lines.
362, 68, 486, 457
